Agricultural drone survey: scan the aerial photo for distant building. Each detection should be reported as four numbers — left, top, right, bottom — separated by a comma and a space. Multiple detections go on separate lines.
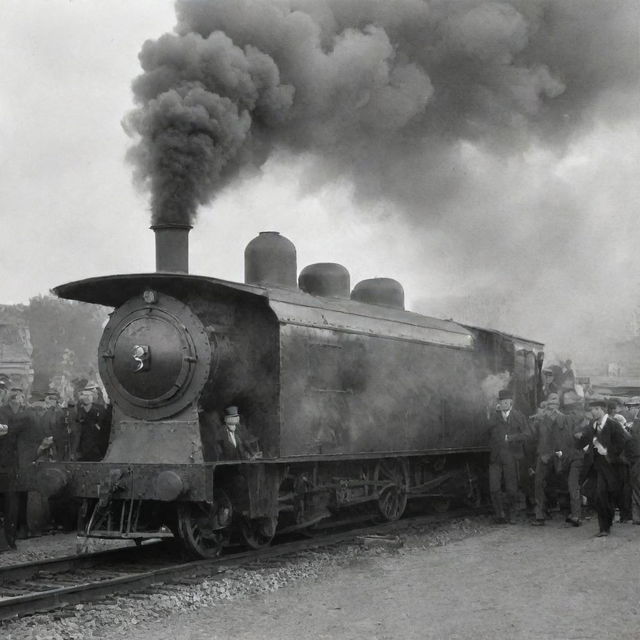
606, 337, 640, 379
0, 309, 34, 396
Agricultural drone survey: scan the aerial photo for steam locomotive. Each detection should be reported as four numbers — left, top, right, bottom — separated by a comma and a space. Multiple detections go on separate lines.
37, 226, 544, 557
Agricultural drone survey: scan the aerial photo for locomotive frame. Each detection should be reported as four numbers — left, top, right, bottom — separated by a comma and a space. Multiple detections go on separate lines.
36, 251, 544, 558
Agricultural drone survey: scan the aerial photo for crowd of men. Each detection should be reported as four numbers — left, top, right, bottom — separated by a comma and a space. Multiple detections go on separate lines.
3, 362, 640, 550
0, 380, 111, 549
489, 385, 640, 536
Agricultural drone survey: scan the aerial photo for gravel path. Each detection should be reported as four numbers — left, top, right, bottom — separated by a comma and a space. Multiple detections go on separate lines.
1, 515, 639, 639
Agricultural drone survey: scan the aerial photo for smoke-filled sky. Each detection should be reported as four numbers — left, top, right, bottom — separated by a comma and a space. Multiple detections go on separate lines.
0, 0, 639, 366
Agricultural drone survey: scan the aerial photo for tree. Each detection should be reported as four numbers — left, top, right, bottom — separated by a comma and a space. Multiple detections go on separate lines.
23, 296, 109, 396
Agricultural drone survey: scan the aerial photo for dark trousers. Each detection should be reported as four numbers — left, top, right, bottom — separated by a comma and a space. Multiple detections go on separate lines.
619, 463, 632, 522
1, 491, 20, 547
534, 458, 554, 521
594, 469, 617, 533
520, 451, 537, 511
567, 459, 584, 521
630, 459, 640, 522
489, 456, 518, 519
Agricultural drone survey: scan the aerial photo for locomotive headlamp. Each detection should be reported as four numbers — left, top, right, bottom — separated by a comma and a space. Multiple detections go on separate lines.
142, 289, 157, 304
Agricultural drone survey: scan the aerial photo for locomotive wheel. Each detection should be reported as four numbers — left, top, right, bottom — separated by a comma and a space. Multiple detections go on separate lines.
374, 458, 408, 522
177, 499, 231, 559
240, 516, 277, 550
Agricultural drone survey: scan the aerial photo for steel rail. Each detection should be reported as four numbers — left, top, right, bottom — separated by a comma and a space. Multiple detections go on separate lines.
0, 508, 485, 622
0, 541, 168, 584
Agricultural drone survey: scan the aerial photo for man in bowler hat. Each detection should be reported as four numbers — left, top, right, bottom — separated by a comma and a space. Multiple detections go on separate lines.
578, 399, 630, 536
488, 389, 529, 524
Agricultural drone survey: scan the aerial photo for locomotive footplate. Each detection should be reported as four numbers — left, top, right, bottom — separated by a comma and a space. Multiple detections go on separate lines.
36, 462, 215, 503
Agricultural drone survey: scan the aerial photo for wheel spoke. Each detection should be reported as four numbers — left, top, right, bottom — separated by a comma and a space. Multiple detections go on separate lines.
177, 498, 231, 559
241, 517, 276, 550
375, 459, 408, 522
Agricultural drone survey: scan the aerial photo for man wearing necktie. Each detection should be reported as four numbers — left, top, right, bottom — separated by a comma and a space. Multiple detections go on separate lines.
578, 399, 630, 537
488, 389, 529, 524
216, 406, 253, 460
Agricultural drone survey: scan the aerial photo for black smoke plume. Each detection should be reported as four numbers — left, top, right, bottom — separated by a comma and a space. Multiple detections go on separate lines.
125, 0, 637, 226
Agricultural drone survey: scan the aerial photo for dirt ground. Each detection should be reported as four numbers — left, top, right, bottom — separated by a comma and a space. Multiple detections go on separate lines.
89, 516, 639, 640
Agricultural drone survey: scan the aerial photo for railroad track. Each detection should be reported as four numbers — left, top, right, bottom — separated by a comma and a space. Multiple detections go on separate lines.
0, 508, 485, 621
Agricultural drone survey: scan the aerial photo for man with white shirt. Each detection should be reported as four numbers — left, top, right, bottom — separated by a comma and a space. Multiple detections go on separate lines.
216, 406, 253, 460
579, 399, 630, 537
488, 389, 529, 524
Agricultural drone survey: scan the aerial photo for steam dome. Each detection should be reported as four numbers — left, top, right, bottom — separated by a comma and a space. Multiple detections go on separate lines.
350, 278, 405, 310
298, 263, 350, 298
244, 232, 297, 288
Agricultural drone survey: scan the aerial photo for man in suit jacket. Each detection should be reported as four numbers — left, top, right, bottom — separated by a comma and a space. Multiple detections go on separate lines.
560, 396, 590, 526
36, 391, 68, 461
488, 389, 529, 524
216, 406, 254, 461
72, 385, 111, 462
530, 393, 569, 526
0, 387, 33, 547
579, 399, 630, 536
626, 411, 640, 524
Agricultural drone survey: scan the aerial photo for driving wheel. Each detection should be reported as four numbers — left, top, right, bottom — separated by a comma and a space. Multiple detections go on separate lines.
240, 516, 277, 550
374, 458, 409, 522
177, 494, 231, 558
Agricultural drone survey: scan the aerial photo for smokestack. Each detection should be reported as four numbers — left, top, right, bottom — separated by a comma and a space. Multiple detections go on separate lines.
151, 223, 191, 273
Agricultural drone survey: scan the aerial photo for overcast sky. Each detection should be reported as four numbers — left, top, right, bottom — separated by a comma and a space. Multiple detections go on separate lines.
1, 1, 638, 361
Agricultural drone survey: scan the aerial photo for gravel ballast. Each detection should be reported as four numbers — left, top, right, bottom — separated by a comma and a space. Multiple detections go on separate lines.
0, 517, 488, 640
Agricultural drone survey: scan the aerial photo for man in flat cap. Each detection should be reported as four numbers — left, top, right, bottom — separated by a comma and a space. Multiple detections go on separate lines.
529, 393, 563, 525
559, 359, 576, 404
542, 366, 560, 397
619, 397, 640, 425
578, 399, 630, 536
488, 389, 529, 524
